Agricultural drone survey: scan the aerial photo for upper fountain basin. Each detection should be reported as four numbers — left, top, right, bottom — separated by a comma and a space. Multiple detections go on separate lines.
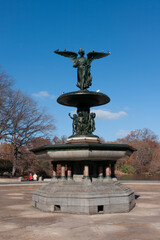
57, 90, 110, 108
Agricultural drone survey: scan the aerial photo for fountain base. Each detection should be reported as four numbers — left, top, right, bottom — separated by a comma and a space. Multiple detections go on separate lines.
32, 179, 135, 214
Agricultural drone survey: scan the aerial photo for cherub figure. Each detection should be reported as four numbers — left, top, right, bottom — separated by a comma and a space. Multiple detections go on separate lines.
69, 113, 78, 135
54, 48, 110, 90
89, 112, 96, 133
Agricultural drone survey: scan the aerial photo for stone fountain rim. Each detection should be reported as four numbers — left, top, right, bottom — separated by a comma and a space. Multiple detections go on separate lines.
31, 143, 136, 154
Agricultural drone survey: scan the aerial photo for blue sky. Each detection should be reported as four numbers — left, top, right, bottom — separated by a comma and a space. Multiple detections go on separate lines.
0, 0, 160, 141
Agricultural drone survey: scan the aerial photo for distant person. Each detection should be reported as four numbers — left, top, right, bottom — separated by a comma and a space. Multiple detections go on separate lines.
33, 173, 38, 181
29, 173, 33, 181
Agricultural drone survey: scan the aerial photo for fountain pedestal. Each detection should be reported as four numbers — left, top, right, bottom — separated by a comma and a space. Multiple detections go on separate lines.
32, 142, 136, 214
33, 180, 135, 214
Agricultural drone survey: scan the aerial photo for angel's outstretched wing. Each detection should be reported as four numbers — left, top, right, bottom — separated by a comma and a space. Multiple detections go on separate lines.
54, 49, 78, 63
87, 51, 110, 62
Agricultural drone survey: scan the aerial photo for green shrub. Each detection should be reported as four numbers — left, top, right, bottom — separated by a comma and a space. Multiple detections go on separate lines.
120, 164, 136, 174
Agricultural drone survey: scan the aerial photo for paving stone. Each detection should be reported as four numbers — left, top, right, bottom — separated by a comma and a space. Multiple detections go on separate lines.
0, 183, 160, 240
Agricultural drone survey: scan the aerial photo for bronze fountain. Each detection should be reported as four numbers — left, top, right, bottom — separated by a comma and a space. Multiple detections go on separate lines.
31, 49, 136, 214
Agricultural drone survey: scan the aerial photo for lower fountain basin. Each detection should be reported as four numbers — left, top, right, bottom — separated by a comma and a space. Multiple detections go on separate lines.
31, 143, 135, 162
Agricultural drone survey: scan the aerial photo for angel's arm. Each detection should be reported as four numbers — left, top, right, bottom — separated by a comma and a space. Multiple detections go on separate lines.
68, 113, 73, 119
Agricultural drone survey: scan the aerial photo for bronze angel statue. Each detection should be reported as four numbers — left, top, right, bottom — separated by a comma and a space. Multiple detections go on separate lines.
54, 48, 110, 90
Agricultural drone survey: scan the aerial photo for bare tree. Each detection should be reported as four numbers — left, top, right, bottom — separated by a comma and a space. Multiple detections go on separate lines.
0, 67, 14, 138
52, 135, 67, 144
122, 128, 158, 143
0, 67, 13, 101
2, 90, 55, 176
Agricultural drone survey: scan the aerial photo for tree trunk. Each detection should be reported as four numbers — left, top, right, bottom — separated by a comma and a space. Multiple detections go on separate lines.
12, 162, 16, 176
12, 145, 18, 176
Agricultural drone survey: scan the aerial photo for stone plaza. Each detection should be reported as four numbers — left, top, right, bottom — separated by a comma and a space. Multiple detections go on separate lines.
0, 182, 160, 240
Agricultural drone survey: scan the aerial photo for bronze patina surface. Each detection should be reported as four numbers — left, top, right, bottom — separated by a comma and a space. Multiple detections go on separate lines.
57, 90, 110, 108
55, 49, 110, 137
54, 48, 110, 91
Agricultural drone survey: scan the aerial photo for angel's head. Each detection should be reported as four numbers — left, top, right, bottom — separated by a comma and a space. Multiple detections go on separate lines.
78, 48, 85, 57
90, 113, 96, 118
